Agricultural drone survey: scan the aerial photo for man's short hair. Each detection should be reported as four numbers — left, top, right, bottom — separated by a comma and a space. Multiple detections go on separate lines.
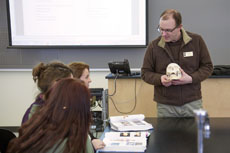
160, 9, 182, 27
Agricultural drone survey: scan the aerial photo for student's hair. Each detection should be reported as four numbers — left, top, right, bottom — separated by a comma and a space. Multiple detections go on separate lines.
32, 62, 73, 94
160, 9, 182, 27
7, 78, 92, 153
68, 62, 89, 78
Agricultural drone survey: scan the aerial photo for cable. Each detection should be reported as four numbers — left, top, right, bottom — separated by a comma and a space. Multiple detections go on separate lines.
108, 73, 118, 96
109, 79, 137, 114
109, 79, 144, 104
97, 100, 102, 108
90, 101, 98, 110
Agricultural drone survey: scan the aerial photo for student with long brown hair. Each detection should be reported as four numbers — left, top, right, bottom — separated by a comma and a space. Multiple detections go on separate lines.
7, 78, 94, 153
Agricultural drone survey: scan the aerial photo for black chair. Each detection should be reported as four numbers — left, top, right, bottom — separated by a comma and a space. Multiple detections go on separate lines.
0, 129, 16, 153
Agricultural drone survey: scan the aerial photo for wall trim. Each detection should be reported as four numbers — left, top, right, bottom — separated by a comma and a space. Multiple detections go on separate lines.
0, 68, 141, 72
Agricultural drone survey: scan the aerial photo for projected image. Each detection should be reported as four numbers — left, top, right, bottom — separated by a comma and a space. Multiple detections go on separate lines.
7, 0, 147, 47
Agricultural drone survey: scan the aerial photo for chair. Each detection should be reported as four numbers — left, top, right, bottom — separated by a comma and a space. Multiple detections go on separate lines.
0, 129, 16, 153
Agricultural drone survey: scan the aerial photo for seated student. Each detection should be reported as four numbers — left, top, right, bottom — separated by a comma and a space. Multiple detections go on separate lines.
69, 62, 105, 150
69, 62, 92, 87
21, 62, 73, 124
7, 78, 94, 153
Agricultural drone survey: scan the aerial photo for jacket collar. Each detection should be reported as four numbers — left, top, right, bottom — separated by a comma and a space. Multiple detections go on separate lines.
158, 27, 192, 48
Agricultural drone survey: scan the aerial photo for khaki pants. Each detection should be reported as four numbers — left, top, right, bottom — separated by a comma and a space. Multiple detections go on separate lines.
157, 99, 203, 117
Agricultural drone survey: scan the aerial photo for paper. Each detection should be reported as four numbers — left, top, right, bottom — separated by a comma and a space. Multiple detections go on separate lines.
101, 131, 149, 152
109, 114, 153, 131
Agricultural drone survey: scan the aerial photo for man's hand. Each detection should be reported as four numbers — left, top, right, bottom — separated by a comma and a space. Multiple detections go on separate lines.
92, 139, 106, 150
172, 69, 192, 85
161, 75, 172, 87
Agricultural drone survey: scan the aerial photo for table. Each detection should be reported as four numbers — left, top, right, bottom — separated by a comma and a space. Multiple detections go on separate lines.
98, 118, 230, 153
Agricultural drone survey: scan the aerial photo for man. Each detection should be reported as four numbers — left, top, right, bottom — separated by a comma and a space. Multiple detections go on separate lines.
141, 9, 213, 117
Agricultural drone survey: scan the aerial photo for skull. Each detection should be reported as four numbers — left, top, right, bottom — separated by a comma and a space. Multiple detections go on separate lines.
166, 63, 182, 80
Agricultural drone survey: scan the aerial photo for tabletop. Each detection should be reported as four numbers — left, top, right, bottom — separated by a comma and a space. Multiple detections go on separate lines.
98, 117, 230, 153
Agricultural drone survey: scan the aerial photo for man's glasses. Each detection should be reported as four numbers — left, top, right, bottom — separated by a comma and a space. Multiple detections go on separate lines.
157, 25, 178, 33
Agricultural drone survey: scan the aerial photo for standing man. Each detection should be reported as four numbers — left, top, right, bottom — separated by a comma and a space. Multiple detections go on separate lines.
141, 9, 213, 117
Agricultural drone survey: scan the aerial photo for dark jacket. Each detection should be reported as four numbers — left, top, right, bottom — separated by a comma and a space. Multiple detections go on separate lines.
141, 28, 213, 106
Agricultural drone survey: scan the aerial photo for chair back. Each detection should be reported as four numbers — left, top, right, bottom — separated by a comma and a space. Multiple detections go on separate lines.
0, 129, 16, 153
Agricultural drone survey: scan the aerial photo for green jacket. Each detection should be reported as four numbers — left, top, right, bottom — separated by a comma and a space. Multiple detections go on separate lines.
141, 28, 213, 106
47, 136, 94, 153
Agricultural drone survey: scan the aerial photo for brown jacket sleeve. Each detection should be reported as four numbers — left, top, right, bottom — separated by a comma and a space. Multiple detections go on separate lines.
190, 36, 213, 83
141, 42, 163, 86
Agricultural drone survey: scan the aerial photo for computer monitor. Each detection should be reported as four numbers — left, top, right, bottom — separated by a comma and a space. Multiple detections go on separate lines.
108, 59, 131, 76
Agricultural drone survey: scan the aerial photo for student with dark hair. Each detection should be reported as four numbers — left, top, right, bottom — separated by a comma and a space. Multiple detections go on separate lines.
21, 62, 73, 124
69, 62, 105, 150
7, 78, 94, 153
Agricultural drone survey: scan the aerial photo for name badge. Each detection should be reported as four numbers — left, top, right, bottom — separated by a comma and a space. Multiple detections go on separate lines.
183, 51, 193, 57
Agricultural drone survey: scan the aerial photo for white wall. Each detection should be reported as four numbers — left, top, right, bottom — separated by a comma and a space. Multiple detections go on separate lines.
0, 70, 109, 126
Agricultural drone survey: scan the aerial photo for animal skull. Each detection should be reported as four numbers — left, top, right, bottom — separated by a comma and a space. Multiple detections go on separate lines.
166, 63, 182, 80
